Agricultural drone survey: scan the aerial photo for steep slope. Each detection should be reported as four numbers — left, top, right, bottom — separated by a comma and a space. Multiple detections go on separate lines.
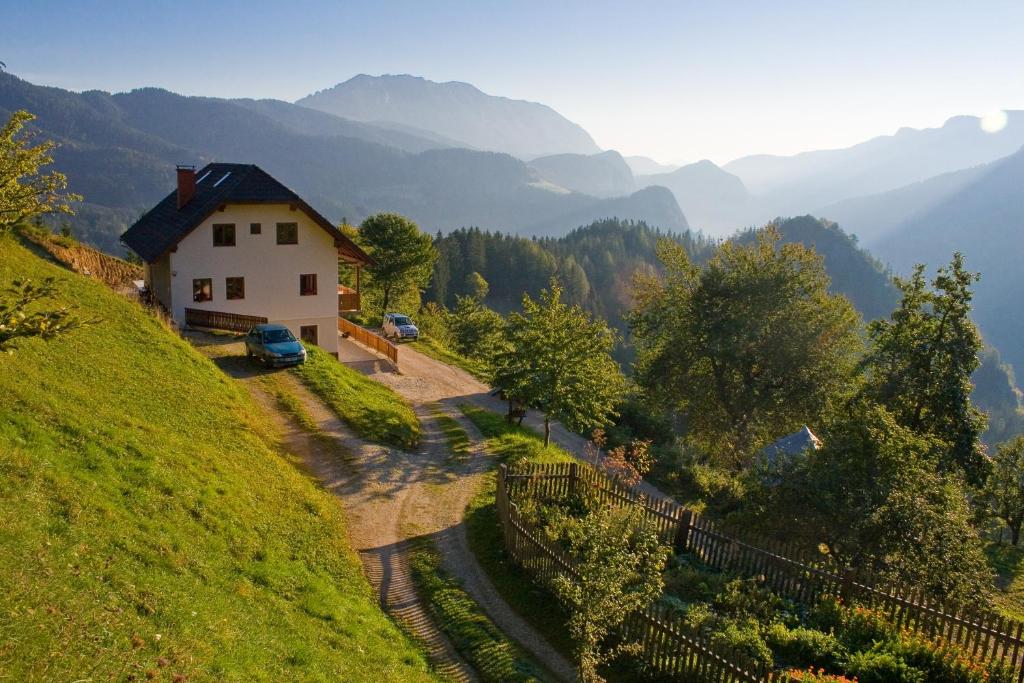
876, 145, 1024, 375
725, 112, 1024, 212
0, 236, 436, 681
637, 160, 754, 236
297, 74, 600, 158
0, 72, 682, 251
528, 150, 636, 197
814, 162, 991, 246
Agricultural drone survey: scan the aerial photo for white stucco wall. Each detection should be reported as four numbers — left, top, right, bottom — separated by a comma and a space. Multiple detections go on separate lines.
146, 253, 172, 311
166, 203, 339, 355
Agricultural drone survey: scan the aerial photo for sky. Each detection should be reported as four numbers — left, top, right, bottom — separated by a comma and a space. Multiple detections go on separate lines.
5, 0, 1024, 164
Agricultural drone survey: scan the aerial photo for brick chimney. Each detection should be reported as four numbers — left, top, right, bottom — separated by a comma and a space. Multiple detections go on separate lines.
176, 165, 196, 208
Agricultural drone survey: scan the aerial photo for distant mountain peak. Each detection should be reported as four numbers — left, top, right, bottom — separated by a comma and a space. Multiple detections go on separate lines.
296, 73, 600, 159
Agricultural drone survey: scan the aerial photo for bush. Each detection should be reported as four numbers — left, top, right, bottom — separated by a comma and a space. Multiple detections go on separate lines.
844, 647, 926, 683
765, 623, 847, 670
686, 463, 747, 512
709, 619, 773, 667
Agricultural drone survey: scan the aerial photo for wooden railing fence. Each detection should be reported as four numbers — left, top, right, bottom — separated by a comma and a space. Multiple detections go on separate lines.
497, 464, 797, 682
184, 308, 267, 333
337, 317, 398, 367
497, 462, 1024, 682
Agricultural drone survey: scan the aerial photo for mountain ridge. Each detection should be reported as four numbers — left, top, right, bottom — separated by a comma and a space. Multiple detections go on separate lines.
296, 73, 600, 159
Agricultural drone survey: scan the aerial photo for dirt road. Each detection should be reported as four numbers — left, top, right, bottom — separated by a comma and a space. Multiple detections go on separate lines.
193, 331, 576, 682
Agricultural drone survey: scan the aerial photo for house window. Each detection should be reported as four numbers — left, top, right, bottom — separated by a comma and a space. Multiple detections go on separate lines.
192, 278, 213, 302
276, 222, 298, 244
250, 222, 262, 235
300, 273, 318, 296
213, 223, 236, 246
225, 276, 245, 300
300, 325, 318, 345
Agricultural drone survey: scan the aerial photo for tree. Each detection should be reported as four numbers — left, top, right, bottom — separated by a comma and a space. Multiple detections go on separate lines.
987, 436, 1024, 545
357, 212, 436, 318
630, 227, 863, 468
0, 278, 95, 352
464, 270, 489, 301
1, 110, 80, 232
548, 506, 669, 682
449, 294, 506, 372
494, 280, 625, 446
750, 398, 991, 602
860, 254, 988, 485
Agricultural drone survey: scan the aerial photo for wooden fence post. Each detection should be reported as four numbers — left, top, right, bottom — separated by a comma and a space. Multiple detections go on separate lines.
568, 462, 579, 496
674, 509, 693, 553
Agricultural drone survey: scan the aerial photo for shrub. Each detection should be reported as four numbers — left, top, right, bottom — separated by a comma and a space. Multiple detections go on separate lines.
686, 463, 746, 512
844, 647, 926, 683
765, 623, 847, 670
709, 619, 773, 667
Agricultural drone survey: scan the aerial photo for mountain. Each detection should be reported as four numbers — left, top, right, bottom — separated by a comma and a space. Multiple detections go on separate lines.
875, 145, 1024, 377
297, 74, 600, 159
528, 150, 636, 197
625, 155, 679, 176
522, 186, 688, 238
0, 72, 686, 253
725, 112, 1024, 213
637, 160, 754, 236
814, 162, 991, 246
735, 215, 899, 323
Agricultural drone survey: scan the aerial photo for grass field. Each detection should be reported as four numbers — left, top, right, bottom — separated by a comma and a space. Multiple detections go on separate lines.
0, 235, 436, 682
293, 344, 420, 450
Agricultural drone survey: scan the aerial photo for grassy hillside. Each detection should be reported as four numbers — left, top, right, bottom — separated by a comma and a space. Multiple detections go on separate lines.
0, 236, 435, 682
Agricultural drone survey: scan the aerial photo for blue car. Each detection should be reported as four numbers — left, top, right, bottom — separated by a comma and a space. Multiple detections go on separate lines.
245, 323, 307, 367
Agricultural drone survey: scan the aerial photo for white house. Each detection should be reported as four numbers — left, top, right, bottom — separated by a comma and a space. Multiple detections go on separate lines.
122, 163, 372, 356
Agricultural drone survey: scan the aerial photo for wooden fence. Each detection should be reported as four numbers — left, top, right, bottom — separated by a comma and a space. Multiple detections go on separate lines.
185, 308, 267, 333
497, 464, 797, 682
497, 462, 1024, 682
337, 317, 398, 367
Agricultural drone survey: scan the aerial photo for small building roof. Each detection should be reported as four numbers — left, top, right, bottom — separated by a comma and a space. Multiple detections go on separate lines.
760, 426, 823, 469
121, 163, 372, 266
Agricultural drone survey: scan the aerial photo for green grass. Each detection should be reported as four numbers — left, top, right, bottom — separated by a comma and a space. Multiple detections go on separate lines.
408, 540, 545, 682
457, 404, 579, 670
411, 337, 490, 382
0, 235, 437, 682
428, 404, 472, 463
988, 543, 1024, 620
458, 403, 574, 466
293, 344, 420, 450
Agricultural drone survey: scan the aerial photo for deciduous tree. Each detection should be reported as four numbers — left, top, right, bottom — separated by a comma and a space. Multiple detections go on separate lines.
494, 280, 625, 446
1, 110, 79, 232
986, 436, 1024, 545
860, 254, 988, 485
630, 227, 862, 468
357, 212, 436, 318
548, 507, 669, 682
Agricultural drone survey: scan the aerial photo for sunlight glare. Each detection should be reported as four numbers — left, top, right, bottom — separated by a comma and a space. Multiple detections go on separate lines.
980, 110, 1008, 133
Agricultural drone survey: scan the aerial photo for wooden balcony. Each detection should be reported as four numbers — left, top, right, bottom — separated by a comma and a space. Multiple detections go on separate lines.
185, 308, 267, 333
338, 285, 361, 313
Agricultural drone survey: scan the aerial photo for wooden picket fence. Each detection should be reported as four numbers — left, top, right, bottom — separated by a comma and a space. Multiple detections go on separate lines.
337, 317, 398, 367
497, 462, 1024, 682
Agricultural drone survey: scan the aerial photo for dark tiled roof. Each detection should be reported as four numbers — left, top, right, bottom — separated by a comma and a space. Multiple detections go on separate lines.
121, 163, 372, 265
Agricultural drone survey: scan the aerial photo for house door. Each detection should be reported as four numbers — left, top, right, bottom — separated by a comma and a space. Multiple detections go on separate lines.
300, 325, 318, 346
